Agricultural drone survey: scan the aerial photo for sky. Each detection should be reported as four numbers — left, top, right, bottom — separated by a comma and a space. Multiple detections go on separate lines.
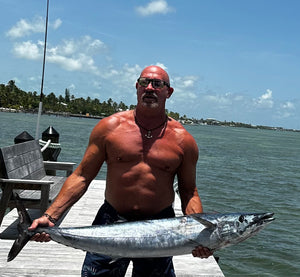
1, 0, 300, 129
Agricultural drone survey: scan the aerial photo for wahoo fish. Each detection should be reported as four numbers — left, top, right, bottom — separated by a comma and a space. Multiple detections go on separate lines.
7, 195, 274, 262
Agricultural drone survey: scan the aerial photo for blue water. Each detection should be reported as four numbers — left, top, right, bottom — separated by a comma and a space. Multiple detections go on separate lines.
1, 112, 299, 276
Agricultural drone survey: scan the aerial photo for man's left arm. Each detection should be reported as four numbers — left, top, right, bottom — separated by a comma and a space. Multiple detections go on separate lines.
176, 132, 201, 214
177, 133, 213, 258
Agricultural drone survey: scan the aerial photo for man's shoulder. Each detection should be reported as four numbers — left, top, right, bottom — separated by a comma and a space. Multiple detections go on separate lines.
168, 117, 190, 135
98, 111, 132, 127
90, 111, 132, 139
167, 117, 198, 148
168, 117, 183, 127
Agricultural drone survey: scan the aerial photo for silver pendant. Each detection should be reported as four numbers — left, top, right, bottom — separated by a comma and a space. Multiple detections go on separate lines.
145, 131, 153, 139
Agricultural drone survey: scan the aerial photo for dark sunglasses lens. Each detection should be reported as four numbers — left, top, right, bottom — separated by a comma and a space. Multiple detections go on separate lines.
138, 78, 149, 87
138, 78, 167, 88
152, 80, 164, 88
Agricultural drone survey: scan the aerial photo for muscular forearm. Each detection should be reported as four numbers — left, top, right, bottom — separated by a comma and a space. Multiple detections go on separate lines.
183, 194, 203, 215
44, 174, 90, 220
180, 187, 203, 215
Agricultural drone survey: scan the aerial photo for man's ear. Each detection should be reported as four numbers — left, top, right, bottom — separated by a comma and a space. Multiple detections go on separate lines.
167, 87, 174, 98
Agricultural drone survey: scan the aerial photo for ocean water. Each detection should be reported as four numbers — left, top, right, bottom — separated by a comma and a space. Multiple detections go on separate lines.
1, 112, 299, 277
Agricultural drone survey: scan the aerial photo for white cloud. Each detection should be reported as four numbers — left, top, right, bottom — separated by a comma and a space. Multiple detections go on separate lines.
6, 17, 44, 38
13, 41, 42, 60
96, 64, 142, 101
155, 62, 168, 71
12, 36, 106, 75
135, 0, 175, 16
171, 76, 199, 102
276, 111, 293, 119
6, 16, 62, 38
275, 101, 296, 119
173, 75, 198, 88
254, 89, 274, 108
281, 101, 295, 110
51, 36, 106, 57
111, 64, 142, 86
47, 55, 82, 71
51, 19, 62, 30
204, 93, 232, 105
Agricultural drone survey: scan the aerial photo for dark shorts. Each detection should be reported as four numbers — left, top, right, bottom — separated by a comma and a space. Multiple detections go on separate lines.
81, 201, 176, 277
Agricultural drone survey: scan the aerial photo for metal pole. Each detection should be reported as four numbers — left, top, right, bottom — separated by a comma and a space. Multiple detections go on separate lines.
35, 0, 49, 139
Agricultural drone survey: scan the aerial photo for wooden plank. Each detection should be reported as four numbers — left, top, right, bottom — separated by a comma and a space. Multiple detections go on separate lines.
0, 180, 225, 277
0, 140, 46, 180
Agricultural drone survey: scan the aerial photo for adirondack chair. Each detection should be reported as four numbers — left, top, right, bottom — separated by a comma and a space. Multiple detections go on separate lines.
0, 140, 75, 226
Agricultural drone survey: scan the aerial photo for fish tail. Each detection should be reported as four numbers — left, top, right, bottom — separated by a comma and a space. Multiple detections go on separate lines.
7, 193, 33, 262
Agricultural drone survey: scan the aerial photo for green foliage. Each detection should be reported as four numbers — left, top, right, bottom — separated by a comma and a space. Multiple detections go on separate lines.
0, 80, 129, 116
0, 80, 40, 110
1, 80, 295, 131
0, 80, 189, 121
168, 111, 180, 120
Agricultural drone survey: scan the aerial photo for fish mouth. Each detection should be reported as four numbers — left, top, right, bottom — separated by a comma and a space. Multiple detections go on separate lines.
255, 212, 275, 225
262, 212, 275, 223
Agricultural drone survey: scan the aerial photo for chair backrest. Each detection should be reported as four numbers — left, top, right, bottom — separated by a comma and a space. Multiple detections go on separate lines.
0, 140, 46, 180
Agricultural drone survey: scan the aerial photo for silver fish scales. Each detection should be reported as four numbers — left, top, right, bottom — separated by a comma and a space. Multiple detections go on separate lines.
7, 194, 274, 261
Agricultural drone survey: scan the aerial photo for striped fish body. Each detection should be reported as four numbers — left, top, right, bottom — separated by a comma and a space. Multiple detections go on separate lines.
7, 194, 274, 261
42, 215, 206, 258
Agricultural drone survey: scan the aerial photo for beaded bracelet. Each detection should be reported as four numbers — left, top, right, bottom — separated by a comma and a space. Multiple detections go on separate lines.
43, 213, 58, 224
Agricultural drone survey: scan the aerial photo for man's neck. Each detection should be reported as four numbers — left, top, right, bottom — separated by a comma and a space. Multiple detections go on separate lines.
134, 107, 167, 129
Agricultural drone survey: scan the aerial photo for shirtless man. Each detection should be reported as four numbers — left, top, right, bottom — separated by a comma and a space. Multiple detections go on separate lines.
29, 65, 212, 276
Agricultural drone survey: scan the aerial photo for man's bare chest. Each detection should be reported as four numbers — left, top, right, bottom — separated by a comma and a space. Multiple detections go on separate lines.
105, 132, 183, 172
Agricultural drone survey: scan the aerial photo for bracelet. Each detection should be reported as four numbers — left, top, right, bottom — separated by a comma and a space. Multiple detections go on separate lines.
43, 213, 58, 224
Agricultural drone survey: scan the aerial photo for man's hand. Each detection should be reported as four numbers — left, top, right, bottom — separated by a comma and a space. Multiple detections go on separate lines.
28, 216, 55, 242
192, 245, 213, 258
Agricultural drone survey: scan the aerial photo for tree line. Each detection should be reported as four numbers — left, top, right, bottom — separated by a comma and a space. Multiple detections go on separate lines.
0, 80, 181, 119
1, 80, 296, 131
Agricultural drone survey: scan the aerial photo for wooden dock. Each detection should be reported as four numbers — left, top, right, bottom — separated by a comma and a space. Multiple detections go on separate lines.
0, 180, 225, 276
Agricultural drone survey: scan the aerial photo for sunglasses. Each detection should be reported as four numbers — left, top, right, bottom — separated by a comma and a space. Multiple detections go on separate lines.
137, 77, 170, 89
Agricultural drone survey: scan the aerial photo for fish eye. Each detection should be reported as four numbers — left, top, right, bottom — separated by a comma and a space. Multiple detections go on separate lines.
239, 215, 245, 223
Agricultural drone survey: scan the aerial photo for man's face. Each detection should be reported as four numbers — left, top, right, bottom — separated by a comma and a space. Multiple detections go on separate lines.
136, 67, 173, 109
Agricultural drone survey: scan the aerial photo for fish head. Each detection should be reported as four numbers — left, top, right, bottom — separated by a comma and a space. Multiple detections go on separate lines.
214, 212, 275, 248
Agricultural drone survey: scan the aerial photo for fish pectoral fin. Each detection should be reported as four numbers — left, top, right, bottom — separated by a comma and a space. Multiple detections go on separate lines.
190, 214, 216, 229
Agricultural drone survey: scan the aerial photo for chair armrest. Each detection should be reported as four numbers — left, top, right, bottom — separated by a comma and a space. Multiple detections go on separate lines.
43, 161, 76, 176
0, 178, 54, 185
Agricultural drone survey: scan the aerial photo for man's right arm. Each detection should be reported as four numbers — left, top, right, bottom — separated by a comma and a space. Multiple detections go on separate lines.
29, 117, 110, 239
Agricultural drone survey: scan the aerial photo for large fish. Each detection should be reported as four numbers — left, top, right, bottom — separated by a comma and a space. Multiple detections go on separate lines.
7, 195, 274, 262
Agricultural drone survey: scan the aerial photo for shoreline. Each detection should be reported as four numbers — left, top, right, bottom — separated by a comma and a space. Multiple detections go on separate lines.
1, 108, 299, 132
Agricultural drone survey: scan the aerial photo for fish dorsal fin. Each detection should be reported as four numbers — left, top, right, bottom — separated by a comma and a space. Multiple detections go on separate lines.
190, 214, 216, 229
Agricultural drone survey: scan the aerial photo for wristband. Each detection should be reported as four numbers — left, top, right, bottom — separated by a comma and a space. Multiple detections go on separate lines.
43, 213, 58, 224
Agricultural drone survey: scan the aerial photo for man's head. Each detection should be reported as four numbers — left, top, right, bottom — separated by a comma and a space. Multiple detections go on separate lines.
136, 66, 174, 110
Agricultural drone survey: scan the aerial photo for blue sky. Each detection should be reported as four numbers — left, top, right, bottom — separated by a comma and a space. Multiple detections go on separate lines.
1, 0, 299, 129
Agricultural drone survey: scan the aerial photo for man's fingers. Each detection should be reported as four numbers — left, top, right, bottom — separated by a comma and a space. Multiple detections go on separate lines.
192, 246, 213, 258
28, 219, 40, 231
28, 217, 54, 242
30, 232, 51, 242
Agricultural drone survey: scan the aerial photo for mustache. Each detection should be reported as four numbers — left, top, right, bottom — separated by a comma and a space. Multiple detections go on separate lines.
142, 92, 158, 99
